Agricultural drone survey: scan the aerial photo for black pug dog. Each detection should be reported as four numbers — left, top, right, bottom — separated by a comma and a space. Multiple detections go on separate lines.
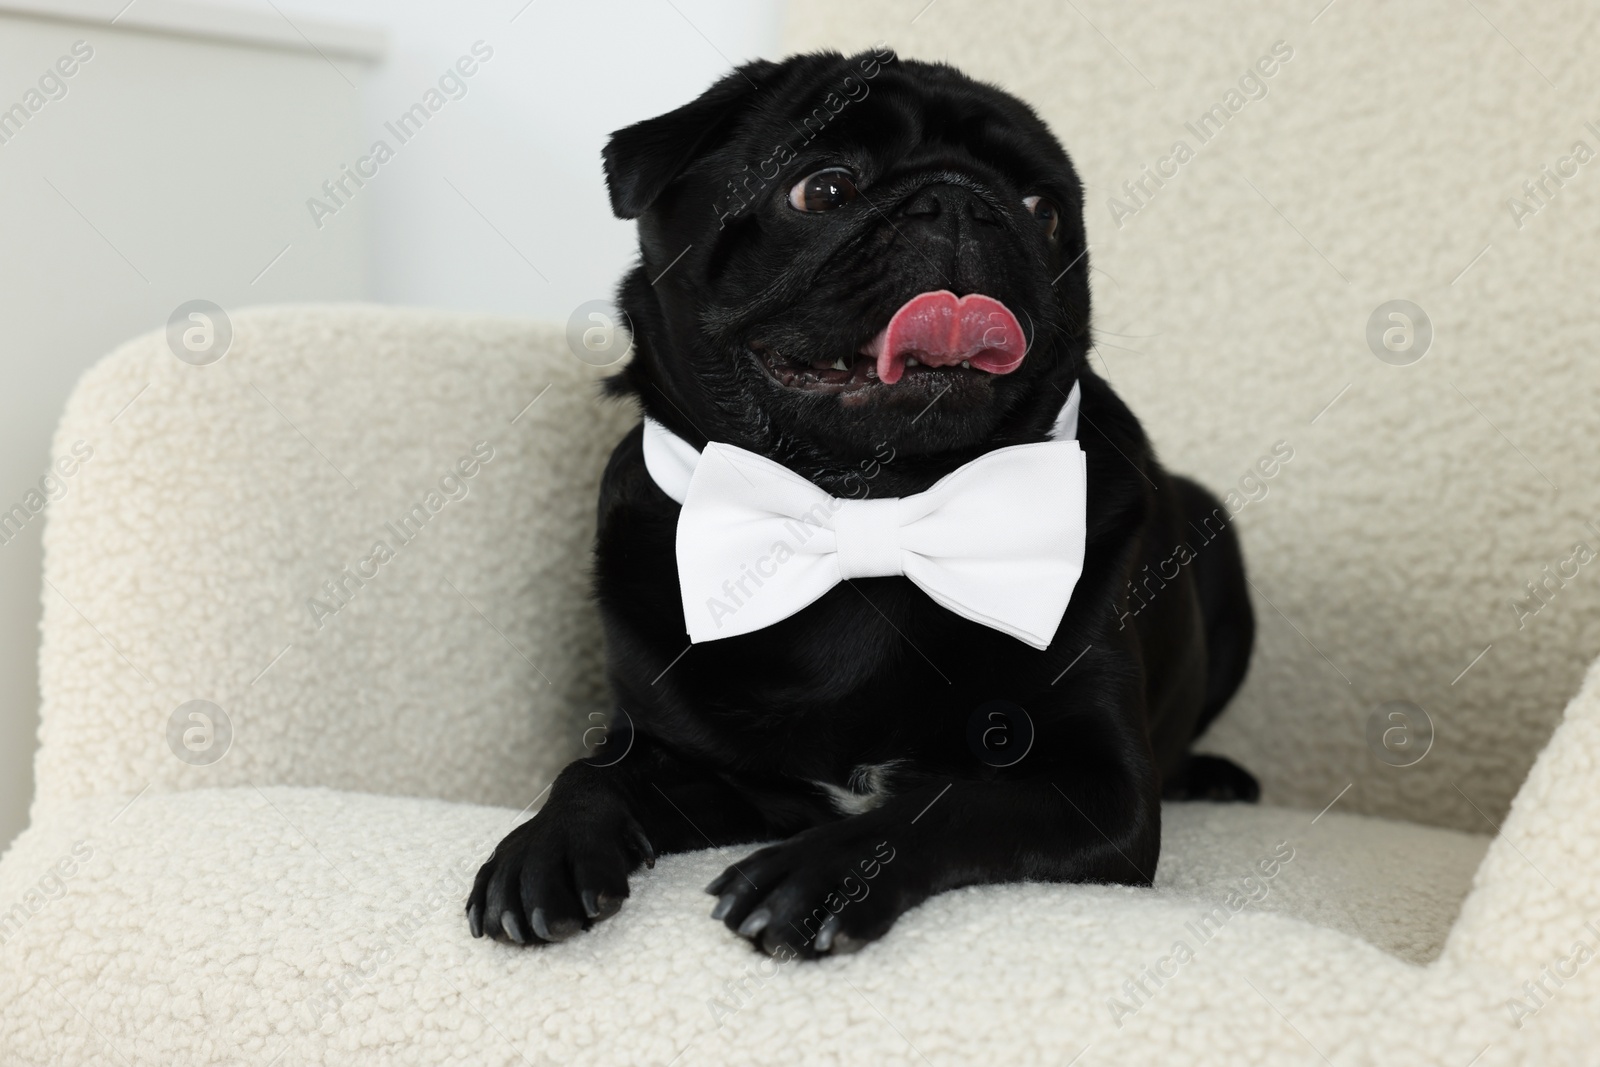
467, 47, 1258, 958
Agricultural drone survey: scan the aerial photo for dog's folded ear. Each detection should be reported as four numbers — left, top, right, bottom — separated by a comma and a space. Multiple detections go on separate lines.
602, 61, 776, 220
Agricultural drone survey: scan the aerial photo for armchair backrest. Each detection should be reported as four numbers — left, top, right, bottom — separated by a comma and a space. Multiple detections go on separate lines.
34, 306, 635, 815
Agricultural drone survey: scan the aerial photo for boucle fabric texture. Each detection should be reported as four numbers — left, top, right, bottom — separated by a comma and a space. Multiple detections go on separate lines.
29, 306, 633, 815
0, 788, 1507, 1066
0, 303, 1596, 1064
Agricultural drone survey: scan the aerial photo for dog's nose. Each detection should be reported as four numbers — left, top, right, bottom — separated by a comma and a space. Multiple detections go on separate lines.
898, 183, 999, 227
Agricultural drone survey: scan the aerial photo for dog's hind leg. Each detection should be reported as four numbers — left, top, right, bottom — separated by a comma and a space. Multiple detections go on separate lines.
1161, 752, 1260, 801
1165, 476, 1259, 802
1170, 476, 1255, 737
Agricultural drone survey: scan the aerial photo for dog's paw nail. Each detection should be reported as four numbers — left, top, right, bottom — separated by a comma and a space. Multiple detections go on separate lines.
500, 911, 526, 944
831, 933, 866, 955
705, 867, 744, 896
710, 893, 737, 922
529, 907, 579, 942
632, 824, 657, 868
467, 902, 484, 939
814, 916, 841, 953
737, 907, 771, 938
578, 889, 623, 922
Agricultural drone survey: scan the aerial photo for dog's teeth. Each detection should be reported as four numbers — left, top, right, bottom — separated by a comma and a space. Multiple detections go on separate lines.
831, 358, 849, 371
906, 357, 920, 367
961, 360, 971, 369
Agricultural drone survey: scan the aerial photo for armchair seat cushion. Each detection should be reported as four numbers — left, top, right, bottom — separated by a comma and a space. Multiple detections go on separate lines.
0, 786, 1496, 1066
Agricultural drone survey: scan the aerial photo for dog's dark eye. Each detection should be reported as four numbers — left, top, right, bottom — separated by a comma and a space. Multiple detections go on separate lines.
789, 168, 859, 212
1024, 195, 1060, 240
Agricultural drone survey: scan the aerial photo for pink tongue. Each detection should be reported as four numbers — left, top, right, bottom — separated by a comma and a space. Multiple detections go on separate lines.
864, 290, 1027, 385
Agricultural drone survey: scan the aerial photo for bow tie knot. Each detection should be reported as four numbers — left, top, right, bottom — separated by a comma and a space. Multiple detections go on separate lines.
833, 497, 904, 579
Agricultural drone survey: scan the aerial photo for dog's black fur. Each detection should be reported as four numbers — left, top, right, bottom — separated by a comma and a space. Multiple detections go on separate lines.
467, 48, 1258, 957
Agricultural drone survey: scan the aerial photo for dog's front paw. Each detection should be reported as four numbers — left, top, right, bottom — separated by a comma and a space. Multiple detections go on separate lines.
706, 827, 910, 959
467, 806, 655, 945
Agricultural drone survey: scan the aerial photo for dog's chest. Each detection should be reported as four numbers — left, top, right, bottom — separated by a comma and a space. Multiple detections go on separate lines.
809, 760, 906, 815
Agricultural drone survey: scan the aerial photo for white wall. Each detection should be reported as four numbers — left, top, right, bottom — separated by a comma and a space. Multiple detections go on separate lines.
0, 0, 785, 853
286, 0, 786, 318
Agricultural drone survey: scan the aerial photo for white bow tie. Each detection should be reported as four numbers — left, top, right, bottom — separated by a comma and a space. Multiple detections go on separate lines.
642, 382, 1085, 650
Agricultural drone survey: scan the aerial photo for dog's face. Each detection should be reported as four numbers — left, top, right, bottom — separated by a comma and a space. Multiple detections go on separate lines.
603, 48, 1090, 468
